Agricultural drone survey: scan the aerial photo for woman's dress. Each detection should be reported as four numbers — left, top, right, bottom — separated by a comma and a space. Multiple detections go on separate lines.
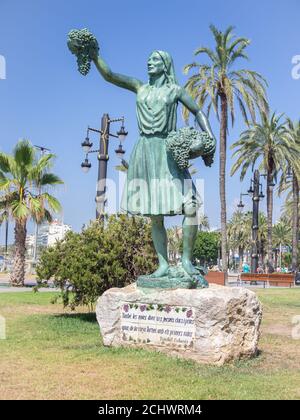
121, 82, 199, 216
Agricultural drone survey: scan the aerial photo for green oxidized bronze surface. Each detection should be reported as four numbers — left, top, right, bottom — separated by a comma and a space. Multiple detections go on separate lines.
67, 29, 99, 75
166, 127, 215, 170
137, 265, 209, 289
68, 29, 216, 289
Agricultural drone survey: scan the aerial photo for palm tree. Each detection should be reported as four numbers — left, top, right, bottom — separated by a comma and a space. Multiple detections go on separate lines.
272, 218, 292, 268
198, 214, 210, 231
0, 140, 63, 286
0, 195, 10, 270
227, 210, 250, 272
278, 118, 300, 271
115, 158, 129, 173
257, 212, 268, 266
184, 24, 268, 273
231, 112, 298, 269
167, 226, 182, 263
281, 198, 300, 225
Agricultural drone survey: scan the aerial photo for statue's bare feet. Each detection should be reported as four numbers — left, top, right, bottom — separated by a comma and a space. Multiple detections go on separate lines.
149, 263, 169, 278
182, 258, 199, 276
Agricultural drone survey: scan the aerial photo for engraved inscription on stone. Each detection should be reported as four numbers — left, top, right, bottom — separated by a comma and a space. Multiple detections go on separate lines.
120, 302, 195, 348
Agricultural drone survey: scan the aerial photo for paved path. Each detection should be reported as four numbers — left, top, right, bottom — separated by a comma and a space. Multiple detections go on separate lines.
0, 287, 58, 293
0, 276, 57, 293
0, 273, 296, 292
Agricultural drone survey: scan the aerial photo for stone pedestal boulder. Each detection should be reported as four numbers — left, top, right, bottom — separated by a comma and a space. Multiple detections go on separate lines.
96, 283, 262, 365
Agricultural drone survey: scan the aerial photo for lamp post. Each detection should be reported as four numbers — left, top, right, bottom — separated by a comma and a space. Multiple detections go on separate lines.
238, 169, 265, 273
81, 113, 128, 219
2, 208, 8, 271
33, 145, 51, 264
4, 213, 8, 255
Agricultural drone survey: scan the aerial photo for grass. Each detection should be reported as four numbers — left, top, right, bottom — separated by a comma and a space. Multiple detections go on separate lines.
0, 288, 300, 399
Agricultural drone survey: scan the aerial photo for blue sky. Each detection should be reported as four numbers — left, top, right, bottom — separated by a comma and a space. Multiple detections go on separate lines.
1, 0, 300, 240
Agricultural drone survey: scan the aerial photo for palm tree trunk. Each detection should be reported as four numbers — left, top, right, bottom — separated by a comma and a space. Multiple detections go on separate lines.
238, 246, 244, 273
266, 171, 274, 270
219, 93, 228, 274
280, 243, 283, 268
261, 241, 266, 266
10, 219, 27, 286
292, 172, 299, 272
259, 241, 263, 265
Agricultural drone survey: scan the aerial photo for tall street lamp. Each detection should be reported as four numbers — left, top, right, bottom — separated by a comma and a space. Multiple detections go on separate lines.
81, 113, 128, 219
238, 169, 265, 273
2, 205, 9, 271
33, 145, 51, 263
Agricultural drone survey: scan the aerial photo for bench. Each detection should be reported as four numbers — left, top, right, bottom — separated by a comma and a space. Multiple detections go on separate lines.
240, 273, 295, 288
205, 271, 226, 286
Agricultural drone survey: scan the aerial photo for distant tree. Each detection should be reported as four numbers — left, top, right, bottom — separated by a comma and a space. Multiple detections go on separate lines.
231, 112, 298, 269
278, 118, 300, 271
167, 226, 182, 264
36, 215, 157, 309
0, 140, 63, 285
257, 212, 268, 266
184, 24, 268, 273
227, 210, 267, 267
198, 214, 210, 231
272, 217, 292, 268
193, 231, 220, 266
227, 210, 250, 272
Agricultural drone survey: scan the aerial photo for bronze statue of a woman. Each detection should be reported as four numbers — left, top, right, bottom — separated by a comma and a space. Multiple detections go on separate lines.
68, 30, 216, 288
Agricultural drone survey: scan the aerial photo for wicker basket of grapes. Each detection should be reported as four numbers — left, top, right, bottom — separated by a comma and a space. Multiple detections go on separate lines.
166, 127, 215, 170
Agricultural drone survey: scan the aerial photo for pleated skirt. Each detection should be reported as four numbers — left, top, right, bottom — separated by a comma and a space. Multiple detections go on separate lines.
120, 135, 199, 216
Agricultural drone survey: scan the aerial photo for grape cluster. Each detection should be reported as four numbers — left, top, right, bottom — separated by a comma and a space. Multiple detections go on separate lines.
67, 29, 99, 76
200, 132, 216, 156
197, 131, 216, 167
76, 53, 91, 76
166, 127, 215, 169
166, 128, 192, 170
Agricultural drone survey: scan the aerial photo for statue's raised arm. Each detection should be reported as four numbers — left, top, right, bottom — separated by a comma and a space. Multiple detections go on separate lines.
67, 29, 143, 93
93, 54, 142, 93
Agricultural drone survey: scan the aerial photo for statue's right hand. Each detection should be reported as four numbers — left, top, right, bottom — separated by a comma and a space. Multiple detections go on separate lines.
88, 38, 99, 61
67, 29, 99, 75
67, 29, 99, 60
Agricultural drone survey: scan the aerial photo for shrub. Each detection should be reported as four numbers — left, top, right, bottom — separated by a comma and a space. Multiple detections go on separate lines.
36, 215, 157, 309
193, 231, 220, 266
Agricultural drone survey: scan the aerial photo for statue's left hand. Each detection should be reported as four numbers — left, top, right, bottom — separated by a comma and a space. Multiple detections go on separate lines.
202, 153, 214, 167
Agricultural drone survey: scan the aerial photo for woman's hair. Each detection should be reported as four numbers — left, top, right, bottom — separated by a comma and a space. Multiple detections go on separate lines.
150, 50, 178, 85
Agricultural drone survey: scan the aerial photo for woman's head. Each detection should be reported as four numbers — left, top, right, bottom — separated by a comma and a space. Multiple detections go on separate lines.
147, 50, 177, 84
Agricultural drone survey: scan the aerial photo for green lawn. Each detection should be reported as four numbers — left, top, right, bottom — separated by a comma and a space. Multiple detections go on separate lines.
0, 288, 300, 400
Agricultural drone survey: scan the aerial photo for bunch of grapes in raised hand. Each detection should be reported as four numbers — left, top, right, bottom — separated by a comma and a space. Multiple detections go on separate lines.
67, 28, 99, 76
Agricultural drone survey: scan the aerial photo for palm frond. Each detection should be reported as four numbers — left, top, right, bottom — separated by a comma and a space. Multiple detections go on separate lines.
231, 111, 300, 189
43, 209, 53, 223
40, 173, 64, 186
0, 153, 11, 173
13, 139, 35, 167
11, 201, 29, 220
183, 62, 199, 75
194, 47, 218, 64
0, 172, 10, 190
41, 192, 62, 213
183, 26, 269, 127
28, 194, 43, 217
36, 153, 56, 171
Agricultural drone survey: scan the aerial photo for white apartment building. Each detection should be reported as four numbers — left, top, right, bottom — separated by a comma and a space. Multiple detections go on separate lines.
31, 220, 72, 248
25, 234, 35, 247
47, 220, 72, 246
